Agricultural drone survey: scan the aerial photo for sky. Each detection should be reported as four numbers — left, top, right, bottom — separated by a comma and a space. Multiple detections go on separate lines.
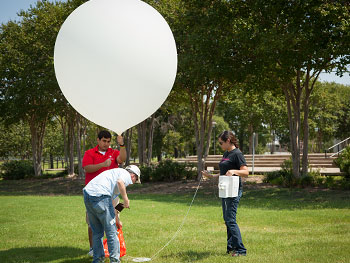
0, 0, 349, 86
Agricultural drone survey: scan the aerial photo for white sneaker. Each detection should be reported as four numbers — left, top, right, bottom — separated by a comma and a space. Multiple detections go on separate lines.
87, 248, 93, 257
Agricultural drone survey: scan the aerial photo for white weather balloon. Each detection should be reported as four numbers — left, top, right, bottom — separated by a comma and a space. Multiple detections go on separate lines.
54, 0, 177, 134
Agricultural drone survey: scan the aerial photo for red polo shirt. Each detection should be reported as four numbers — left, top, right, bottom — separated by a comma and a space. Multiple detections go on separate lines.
82, 145, 120, 185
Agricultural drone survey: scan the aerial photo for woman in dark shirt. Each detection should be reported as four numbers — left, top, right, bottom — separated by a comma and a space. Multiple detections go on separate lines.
202, 131, 248, 257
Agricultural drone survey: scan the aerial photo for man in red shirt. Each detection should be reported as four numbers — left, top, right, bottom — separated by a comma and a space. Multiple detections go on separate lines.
82, 130, 126, 256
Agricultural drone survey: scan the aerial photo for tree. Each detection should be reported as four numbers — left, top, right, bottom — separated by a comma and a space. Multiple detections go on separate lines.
0, 1, 69, 176
161, 0, 249, 179
0, 0, 87, 176
308, 82, 349, 152
0, 121, 32, 160
234, 0, 350, 177
334, 83, 350, 140
42, 118, 64, 169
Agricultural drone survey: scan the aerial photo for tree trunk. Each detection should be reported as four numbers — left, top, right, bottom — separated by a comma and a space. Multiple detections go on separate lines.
142, 120, 147, 164
81, 117, 88, 155
187, 82, 223, 181
283, 81, 301, 178
50, 153, 54, 169
75, 114, 84, 178
58, 116, 68, 168
28, 116, 46, 177
137, 122, 143, 165
302, 73, 317, 176
147, 114, 155, 166
125, 127, 133, 166
67, 117, 75, 176
248, 124, 253, 154
271, 130, 276, 154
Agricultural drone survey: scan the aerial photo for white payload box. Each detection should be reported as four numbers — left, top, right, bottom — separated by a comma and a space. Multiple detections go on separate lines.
218, 176, 239, 198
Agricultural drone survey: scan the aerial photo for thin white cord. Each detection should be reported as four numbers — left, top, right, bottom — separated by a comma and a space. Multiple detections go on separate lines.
149, 175, 203, 260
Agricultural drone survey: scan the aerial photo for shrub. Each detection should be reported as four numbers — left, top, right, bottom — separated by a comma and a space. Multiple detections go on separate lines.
324, 176, 335, 188
334, 146, 350, 178
300, 175, 316, 187
153, 160, 196, 182
315, 176, 325, 186
263, 171, 282, 183
264, 159, 321, 188
340, 177, 350, 190
139, 160, 196, 182
139, 165, 154, 183
1, 160, 35, 180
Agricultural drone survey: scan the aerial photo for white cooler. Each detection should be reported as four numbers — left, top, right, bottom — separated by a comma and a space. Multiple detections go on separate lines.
218, 176, 239, 198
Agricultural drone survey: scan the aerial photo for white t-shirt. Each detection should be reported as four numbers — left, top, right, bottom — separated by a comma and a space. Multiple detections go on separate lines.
84, 168, 133, 199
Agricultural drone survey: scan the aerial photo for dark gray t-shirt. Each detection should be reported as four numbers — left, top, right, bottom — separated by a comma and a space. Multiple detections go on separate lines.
219, 148, 247, 189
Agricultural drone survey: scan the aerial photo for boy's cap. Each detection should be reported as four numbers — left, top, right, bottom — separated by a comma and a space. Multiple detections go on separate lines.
126, 165, 141, 183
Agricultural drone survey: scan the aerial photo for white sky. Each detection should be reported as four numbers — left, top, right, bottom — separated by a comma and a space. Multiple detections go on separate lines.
0, 0, 349, 85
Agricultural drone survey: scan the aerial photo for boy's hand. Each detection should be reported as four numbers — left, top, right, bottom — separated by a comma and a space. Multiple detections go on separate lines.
124, 199, 130, 208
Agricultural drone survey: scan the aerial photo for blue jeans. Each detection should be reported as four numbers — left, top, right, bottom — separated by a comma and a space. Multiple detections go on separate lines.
83, 190, 120, 263
222, 189, 247, 254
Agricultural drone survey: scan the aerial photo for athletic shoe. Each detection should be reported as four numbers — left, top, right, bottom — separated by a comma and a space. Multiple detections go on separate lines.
87, 248, 93, 257
231, 252, 246, 257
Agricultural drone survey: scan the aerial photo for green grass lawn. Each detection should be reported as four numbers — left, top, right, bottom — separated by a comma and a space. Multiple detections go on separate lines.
0, 182, 349, 263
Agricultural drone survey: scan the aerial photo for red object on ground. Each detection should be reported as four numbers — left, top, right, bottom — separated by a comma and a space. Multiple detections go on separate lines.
103, 227, 126, 258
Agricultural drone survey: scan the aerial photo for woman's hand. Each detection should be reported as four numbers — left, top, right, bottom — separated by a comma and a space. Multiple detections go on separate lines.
226, 170, 235, 176
201, 170, 212, 178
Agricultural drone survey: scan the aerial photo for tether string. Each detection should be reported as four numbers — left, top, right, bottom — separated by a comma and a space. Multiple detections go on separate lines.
149, 175, 203, 260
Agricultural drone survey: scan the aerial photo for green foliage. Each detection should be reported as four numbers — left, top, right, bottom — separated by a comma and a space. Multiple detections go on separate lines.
0, 121, 32, 159
339, 177, 350, 190
139, 160, 196, 182
308, 83, 350, 152
1, 160, 35, 180
336, 99, 350, 139
264, 159, 323, 188
324, 176, 335, 188
42, 120, 65, 159
334, 146, 350, 177
138, 165, 153, 183
264, 162, 350, 189
217, 88, 287, 153
299, 174, 316, 188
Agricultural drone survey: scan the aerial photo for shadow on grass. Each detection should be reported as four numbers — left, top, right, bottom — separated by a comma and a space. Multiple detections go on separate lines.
1, 178, 349, 210
0, 178, 85, 196
160, 250, 211, 262
129, 186, 350, 210
0, 246, 89, 263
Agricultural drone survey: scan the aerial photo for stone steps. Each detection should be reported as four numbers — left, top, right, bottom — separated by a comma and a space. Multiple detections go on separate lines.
175, 153, 342, 175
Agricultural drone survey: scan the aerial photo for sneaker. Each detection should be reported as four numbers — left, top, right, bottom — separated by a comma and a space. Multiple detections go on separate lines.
87, 248, 93, 257
231, 252, 246, 257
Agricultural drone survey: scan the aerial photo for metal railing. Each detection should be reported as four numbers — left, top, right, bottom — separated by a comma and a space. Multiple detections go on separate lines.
325, 137, 350, 158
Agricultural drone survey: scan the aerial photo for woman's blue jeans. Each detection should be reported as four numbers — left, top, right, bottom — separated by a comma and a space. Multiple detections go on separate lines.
83, 190, 120, 263
222, 190, 247, 254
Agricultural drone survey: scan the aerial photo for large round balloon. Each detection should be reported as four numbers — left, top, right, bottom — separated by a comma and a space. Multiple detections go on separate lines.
54, 0, 177, 134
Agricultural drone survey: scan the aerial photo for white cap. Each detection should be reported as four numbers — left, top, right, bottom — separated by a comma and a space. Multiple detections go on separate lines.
125, 165, 141, 183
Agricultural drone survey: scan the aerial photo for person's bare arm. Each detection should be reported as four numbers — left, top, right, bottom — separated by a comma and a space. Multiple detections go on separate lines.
117, 179, 129, 208
84, 159, 111, 173
226, 165, 249, 177
116, 135, 126, 164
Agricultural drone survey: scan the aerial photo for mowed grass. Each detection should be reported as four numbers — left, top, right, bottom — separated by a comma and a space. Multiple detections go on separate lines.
0, 183, 349, 263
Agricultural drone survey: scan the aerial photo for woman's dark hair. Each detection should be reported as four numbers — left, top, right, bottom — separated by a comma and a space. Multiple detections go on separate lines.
218, 131, 239, 148
98, 130, 112, 140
